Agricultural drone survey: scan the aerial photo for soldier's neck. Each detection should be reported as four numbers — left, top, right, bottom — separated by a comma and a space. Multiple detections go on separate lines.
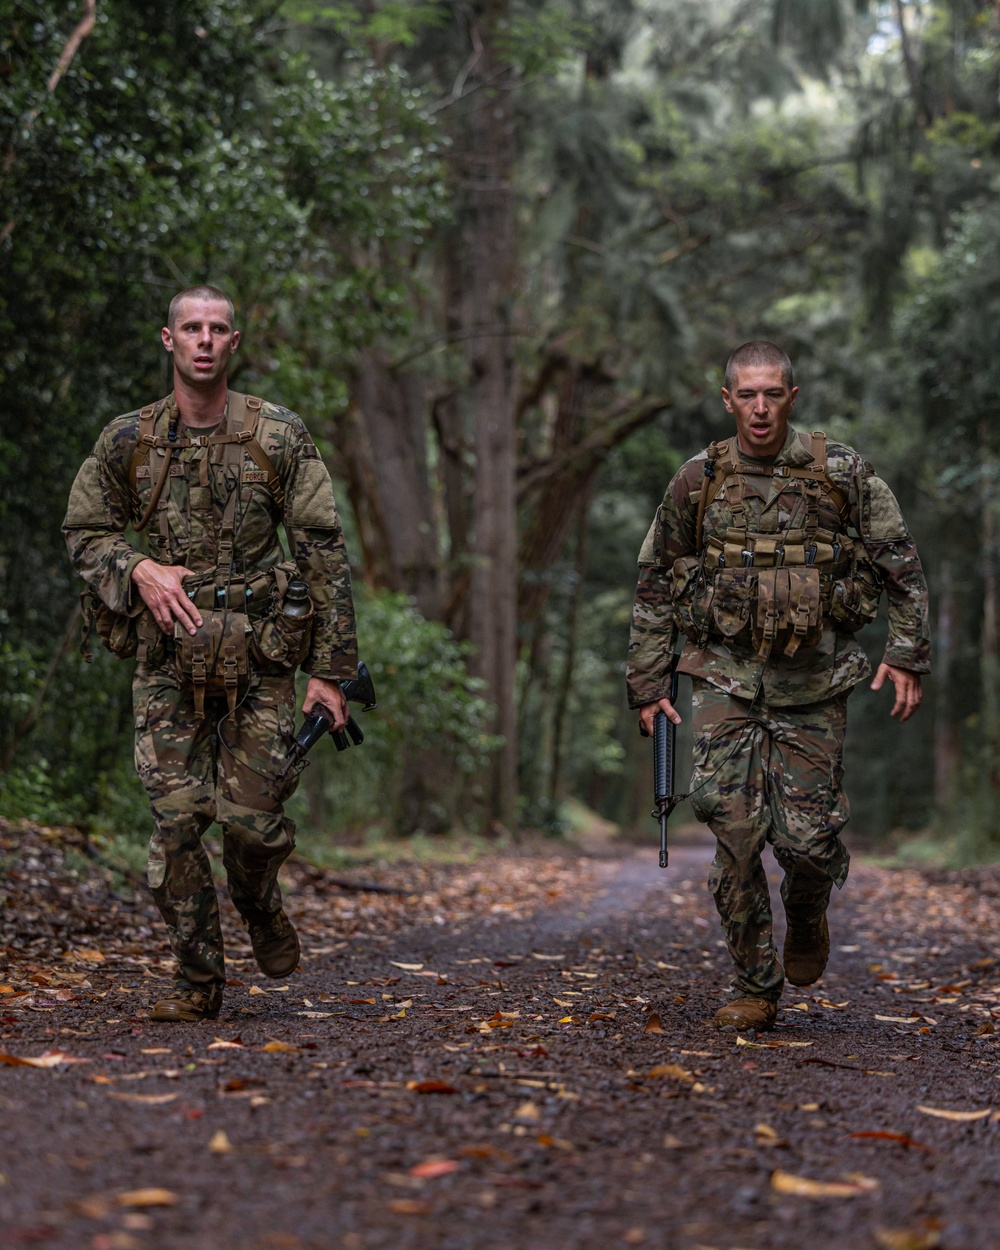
173, 377, 229, 428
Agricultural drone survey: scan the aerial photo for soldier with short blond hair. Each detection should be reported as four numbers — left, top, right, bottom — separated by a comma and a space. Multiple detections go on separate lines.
64, 286, 358, 1022
627, 342, 929, 1031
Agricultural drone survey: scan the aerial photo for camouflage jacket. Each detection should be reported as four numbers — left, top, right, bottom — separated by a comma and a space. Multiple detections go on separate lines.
627, 427, 931, 708
62, 391, 358, 683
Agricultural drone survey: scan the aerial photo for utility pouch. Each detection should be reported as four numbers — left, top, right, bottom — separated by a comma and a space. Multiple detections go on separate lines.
754, 567, 822, 659
710, 568, 755, 640
828, 541, 883, 633
173, 609, 250, 718
81, 589, 140, 661
668, 556, 713, 645
250, 589, 315, 672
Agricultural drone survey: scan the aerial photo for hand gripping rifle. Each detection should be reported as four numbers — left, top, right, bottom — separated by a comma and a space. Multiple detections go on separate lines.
652, 665, 680, 869
277, 661, 378, 781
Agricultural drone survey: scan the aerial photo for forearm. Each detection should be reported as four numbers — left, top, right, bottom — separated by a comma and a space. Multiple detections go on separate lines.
291, 527, 359, 681
63, 527, 148, 614
627, 566, 680, 709
868, 538, 931, 673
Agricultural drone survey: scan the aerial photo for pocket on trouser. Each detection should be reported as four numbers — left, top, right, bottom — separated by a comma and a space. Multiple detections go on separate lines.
133, 692, 158, 791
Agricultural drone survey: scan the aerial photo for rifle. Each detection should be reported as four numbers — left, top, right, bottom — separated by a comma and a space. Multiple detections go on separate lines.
276, 661, 378, 781
652, 666, 681, 869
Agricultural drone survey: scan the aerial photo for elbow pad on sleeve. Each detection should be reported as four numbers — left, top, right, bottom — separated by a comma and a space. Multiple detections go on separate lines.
64, 456, 111, 527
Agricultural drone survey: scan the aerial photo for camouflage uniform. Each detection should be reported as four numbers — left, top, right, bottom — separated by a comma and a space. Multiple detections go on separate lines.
627, 427, 930, 1001
63, 392, 357, 993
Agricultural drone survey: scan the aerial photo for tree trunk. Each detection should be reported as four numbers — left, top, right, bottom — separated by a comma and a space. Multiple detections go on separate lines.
980, 423, 1000, 805
460, 0, 520, 826
933, 557, 959, 812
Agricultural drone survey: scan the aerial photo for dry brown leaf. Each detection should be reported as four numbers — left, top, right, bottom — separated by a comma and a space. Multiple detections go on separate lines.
644, 1013, 665, 1035
916, 1105, 991, 1122
0, 1049, 90, 1068
873, 1227, 941, 1250
262, 1041, 299, 1054
71, 1195, 111, 1220
409, 1160, 460, 1179
387, 1198, 429, 1216
208, 1038, 244, 1050
406, 1080, 457, 1095
116, 1188, 178, 1207
248, 986, 265, 996
514, 1100, 541, 1121
647, 1064, 695, 1083
107, 1093, 178, 1105
390, 962, 424, 970
754, 1123, 779, 1140
209, 1131, 233, 1154
68, 948, 105, 963
771, 1169, 877, 1198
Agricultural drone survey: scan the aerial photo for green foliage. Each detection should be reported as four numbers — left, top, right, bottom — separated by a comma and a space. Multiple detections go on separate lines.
291, 588, 502, 836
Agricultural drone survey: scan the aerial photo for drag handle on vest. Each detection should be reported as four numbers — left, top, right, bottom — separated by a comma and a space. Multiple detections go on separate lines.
276, 662, 378, 780
652, 668, 680, 869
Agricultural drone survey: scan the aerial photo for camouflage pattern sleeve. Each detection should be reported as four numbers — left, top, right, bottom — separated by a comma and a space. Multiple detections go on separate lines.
625, 458, 703, 709
281, 418, 359, 682
857, 471, 931, 674
62, 416, 148, 615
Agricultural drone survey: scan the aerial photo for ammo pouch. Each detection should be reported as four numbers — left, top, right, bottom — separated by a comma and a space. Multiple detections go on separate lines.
753, 567, 822, 658
668, 555, 714, 644
173, 609, 251, 718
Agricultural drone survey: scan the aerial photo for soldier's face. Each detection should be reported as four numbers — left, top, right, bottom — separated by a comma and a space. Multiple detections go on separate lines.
162, 298, 240, 389
721, 365, 798, 458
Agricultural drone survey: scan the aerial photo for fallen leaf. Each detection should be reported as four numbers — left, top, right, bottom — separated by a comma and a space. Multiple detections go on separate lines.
646, 1064, 695, 1083
116, 1188, 178, 1207
916, 1105, 991, 1122
771, 1169, 878, 1198
875, 1015, 919, 1023
514, 1100, 541, 1121
406, 1080, 457, 1095
849, 1131, 932, 1152
139, 1048, 172, 1055
390, 963, 424, 971
754, 1123, 779, 1140
248, 986, 265, 996
107, 1093, 178, 1105
209, 1131, 233, 1154
70, 949, 105, 963
644, 1013, 664, 1035
558, 1016, 581, 1024
349, 998, 376, 1005
873, 1227, 941, 1250
409, 1160, 460, 1179
208, 1038, 244, 1050
0, 1049, 90, 1067
72, 1195, 111, 1220
590, 1011, 617, 1022
263, 1041, 300, 1054
387, 1198, 429, 1216
531, 953, 564, 961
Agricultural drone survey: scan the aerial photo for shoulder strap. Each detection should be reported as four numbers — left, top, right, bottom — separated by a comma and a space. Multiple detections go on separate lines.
807, 430, 849, 519
695, 438, 735, 554
129, 397, 175, 532
226, 393, 285, 511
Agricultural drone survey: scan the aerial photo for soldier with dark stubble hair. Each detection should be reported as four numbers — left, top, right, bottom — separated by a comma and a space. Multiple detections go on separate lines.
627, 342, 930, 1031
63, 286, 358, 1022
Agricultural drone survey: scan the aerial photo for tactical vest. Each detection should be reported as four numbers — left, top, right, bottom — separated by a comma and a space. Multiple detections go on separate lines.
672, 432, 880, 659
125, 392, 308, 712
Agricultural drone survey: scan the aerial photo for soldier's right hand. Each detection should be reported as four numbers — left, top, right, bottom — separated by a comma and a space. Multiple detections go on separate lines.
131, 559, 203, 635
639, 696, 682, 737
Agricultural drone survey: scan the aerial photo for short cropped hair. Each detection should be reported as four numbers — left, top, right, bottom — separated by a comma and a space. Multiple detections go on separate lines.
167, 285, 235, 330
724, 341, 793, 392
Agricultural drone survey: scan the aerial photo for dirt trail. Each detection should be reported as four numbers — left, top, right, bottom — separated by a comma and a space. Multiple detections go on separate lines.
2, 829, 1000, 1250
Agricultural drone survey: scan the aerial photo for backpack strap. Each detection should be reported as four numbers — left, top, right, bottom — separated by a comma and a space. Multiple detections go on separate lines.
129, 397, 176, 533
695, 437, 737, 554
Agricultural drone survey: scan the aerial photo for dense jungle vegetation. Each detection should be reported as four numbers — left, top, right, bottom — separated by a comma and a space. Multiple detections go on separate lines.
2, 0, 998, 859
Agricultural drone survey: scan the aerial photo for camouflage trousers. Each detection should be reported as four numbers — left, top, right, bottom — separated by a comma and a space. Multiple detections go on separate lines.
688, 680, 851, 1001
133, 661, 301, 989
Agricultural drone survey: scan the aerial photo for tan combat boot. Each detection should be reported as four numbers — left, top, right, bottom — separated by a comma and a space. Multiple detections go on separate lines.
783, 914, 830, 987
150, 981, 222, 1023
714, 996, 778, 1031
248, 909, 300, 978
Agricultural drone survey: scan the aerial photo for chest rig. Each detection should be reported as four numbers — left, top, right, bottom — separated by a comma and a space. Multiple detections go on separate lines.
126, 393, 295, 715
686, 432, 855, 659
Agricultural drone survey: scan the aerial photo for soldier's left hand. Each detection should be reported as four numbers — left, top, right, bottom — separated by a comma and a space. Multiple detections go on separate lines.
870, 663, 922, 722
303, 676, 349, 731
